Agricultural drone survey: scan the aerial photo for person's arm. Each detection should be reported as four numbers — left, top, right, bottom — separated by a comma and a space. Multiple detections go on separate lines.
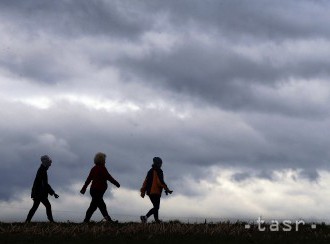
141, 169, 154, 198
80, 168, 94, 194
44, 170, 59, 198
140, 177, 147, 198
48, 184, 59, 198
157, 170, 167, 189
47, 183, 55, 196
157, 170, 173, 194
31, 186, 35, 199
31, 168, 41, 198
47, 180, 59, 198
42, 169, 55, 196
105, 168, 120, 188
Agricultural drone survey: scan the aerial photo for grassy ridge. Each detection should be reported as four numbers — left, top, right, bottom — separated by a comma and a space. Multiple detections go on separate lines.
1, 221, 330, 244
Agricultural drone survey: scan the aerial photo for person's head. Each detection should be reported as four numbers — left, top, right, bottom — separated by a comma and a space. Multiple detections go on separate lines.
94, 152, 106, 166
41, 155, 52, 169
152, 157, 162, 168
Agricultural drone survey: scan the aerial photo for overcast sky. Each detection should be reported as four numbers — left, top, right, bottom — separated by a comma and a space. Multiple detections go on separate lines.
1, 0, 330, 222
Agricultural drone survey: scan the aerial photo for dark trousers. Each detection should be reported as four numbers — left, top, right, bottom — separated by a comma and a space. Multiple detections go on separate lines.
146, 194, 161, 221
84, 189, 110, 222
26, 198, 54, 222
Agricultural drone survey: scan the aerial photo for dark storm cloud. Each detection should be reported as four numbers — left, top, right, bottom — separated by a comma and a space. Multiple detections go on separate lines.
0, 52, 71, 84
0, 0, 149, 38
118, 39, 330, 117
231, 172, 252, 183
3, 0, 330, 98
299, 169, 320, 182
0, 0, 151, 84
111, 0, 330, 117
42, 0, 326, 120
142, 0, 330, 40
231, 169, 321, 183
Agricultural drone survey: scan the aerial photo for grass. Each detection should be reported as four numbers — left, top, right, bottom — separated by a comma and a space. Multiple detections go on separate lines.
1, 221, 330, 244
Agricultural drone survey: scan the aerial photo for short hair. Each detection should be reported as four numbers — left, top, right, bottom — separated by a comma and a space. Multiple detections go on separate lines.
94, 152, 106, 165
40, 155, 51, 163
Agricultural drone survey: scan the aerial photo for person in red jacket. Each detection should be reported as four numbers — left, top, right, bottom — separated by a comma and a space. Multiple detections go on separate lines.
80, 152, 120, 223
26, 155, 59, 223
140, 157, 173, 223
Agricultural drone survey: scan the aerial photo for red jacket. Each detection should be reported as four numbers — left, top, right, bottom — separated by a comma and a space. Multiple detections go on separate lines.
82, 165, 119, 192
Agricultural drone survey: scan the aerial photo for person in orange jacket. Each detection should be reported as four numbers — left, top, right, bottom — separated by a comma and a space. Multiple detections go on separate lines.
80, 152, 120, 223
140, 157, 173, 223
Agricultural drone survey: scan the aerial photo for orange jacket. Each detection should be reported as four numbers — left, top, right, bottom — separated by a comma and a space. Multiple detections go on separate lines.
141, 167, 169, 196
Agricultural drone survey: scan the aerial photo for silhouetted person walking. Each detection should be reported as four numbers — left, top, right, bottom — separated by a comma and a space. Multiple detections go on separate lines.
26, 155, 59, 223
140, 157, 173, 223
80, 152, 120, 223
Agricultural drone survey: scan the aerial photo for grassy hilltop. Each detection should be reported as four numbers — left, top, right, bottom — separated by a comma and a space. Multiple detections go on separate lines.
1, 221, 330, 244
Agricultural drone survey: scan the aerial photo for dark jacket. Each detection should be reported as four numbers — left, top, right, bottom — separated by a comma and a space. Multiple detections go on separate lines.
81, 165, 119, 193
141, 166, 169, 196
31, 165, 55, 199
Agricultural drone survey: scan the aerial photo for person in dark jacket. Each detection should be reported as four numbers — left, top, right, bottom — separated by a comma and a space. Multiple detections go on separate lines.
25, 155, 59, 223
80, 152, 120, 223
140, 157, 173, 223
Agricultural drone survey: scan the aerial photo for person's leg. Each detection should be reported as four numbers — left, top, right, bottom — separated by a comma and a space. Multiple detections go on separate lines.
83, 190, 98, 222
26, 199, 41, 222
146, 195, 160, 221
151, 195, 160, 222
41, 198, 54, 222
94, 191, 111, 219
146, 204, 155, 218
